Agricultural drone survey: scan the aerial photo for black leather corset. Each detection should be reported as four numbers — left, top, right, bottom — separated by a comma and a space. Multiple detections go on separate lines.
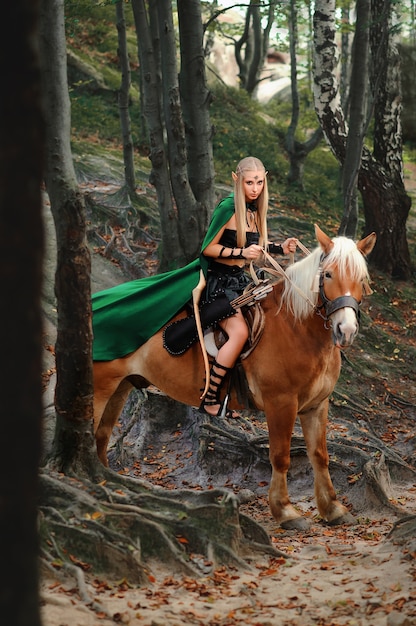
219, 228, 260, 247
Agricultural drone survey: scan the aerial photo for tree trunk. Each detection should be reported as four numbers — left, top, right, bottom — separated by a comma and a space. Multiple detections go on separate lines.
313, 0, 412, 279
235, 0, 276, 97
132, 0, 183, 270
313, 0, 349, 152
115, 0, 136, 195
156, 0, 201, 263
245, 2, 263, 95
133, 0, 219, 267
365, 0, 412, 278
178, 0, 215, 232
358, 156, 411, 278
339, 0, 370, 237
0, 2, 44, 624
285, 0, 323, 188
39, 0, 97, 474
285, 0, 300, 179
340, 3, 351, 109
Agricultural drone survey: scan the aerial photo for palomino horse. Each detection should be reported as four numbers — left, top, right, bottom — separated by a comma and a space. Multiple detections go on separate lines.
93, 225, 376, 529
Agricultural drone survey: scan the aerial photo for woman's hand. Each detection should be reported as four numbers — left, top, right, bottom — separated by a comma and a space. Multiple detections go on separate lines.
242, 244, 263, 260
281, 237, 298, 255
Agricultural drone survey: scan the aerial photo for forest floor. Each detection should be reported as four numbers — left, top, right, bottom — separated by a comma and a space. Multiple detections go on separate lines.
40, 509, 416, 626
40, 164, 416, 626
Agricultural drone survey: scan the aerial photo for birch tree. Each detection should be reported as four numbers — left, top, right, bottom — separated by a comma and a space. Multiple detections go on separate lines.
313, 0, 412, 279
367, 0, 412, 277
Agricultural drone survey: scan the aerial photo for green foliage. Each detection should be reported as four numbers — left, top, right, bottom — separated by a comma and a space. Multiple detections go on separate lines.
66, 0, 140, 143
264, 82, 317, 138
64, 0, 344, 218
70, 89, 122, 142
70, 80, 143, 145
300, 147, 343, 210
69, 71, 343, 220
208, 84, 343, 218
65, 1, 138, 68
210, 85, 287, 185
65, 1, 117, 40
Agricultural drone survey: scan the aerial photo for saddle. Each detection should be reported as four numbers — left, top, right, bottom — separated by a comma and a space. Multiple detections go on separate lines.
163, 287, 267, 412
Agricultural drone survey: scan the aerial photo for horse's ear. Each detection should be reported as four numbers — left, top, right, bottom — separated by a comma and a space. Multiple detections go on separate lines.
357, 232, 377, 257
314, 224, 333, 255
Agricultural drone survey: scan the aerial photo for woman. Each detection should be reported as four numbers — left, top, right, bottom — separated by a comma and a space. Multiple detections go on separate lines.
199, 156, 298, 417
92, 156, 297, 417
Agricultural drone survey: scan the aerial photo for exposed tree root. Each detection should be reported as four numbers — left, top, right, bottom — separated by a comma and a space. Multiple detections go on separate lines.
38, 465, 286, 590
108, 389, 416, 526
386, 514, 416, 546
41, 358, 415, 594
357, 453, 410, 515
40, 547, 111, 618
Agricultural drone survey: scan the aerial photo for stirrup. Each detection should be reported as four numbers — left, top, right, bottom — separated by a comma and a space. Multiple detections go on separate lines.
199, 360, 231, 418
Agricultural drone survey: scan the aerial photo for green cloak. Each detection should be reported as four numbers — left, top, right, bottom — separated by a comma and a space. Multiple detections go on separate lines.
92, 194, 235, 361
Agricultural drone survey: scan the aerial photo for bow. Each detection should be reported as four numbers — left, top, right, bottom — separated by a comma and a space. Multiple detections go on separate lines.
192, 269, 210, 399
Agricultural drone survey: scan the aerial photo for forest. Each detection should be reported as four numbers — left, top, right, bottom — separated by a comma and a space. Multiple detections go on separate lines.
1, 1, 416, 625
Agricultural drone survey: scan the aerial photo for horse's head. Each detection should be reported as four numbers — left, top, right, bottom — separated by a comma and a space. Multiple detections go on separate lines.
315, 224, 376, 348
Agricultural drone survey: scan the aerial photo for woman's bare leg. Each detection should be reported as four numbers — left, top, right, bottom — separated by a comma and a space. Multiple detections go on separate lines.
201, 310, 249, 416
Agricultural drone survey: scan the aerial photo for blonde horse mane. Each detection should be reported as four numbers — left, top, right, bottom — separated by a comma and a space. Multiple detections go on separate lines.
281, 236, 371, 322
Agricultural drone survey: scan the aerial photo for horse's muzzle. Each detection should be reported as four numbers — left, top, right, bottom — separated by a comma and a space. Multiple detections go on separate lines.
331, 307, 359, 347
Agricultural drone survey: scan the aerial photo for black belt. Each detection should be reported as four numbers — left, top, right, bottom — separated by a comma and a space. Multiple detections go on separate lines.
208, 261, 245, 276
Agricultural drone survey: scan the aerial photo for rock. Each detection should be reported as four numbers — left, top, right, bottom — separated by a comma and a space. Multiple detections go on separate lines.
238, 488, 256, 504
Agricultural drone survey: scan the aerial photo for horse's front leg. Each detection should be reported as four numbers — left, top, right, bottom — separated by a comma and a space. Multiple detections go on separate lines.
266, 401, 310, 531
299, 400, 355, 525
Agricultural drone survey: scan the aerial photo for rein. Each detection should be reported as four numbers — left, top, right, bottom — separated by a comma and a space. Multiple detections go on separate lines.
258, 248, 316, 313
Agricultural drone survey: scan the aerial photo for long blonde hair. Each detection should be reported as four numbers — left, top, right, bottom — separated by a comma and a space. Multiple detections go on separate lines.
233, 156, 268, 248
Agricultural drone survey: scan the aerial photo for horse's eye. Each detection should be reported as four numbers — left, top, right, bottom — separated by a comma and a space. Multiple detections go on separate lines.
324, 271, 332, 279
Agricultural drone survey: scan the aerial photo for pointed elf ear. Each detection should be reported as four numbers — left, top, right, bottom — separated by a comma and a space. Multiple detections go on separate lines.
232, 171, 238, 182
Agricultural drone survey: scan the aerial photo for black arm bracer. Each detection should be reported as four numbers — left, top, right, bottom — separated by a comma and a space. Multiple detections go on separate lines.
268, 242, 284, 255
219, 247, 245, 259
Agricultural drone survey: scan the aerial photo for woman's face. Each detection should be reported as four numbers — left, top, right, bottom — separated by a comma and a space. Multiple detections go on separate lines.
242, 170, 265, 202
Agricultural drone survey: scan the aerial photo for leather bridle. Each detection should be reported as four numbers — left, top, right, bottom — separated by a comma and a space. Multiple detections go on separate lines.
315, 261, 361, 324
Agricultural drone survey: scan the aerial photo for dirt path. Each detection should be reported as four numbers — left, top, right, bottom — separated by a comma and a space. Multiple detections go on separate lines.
40, 402, 416, 626
40, 501, 416, 626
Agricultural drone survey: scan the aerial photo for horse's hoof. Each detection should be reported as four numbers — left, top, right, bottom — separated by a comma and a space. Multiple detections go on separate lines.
281, 516, 311, 531
327, 511, 356, 526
